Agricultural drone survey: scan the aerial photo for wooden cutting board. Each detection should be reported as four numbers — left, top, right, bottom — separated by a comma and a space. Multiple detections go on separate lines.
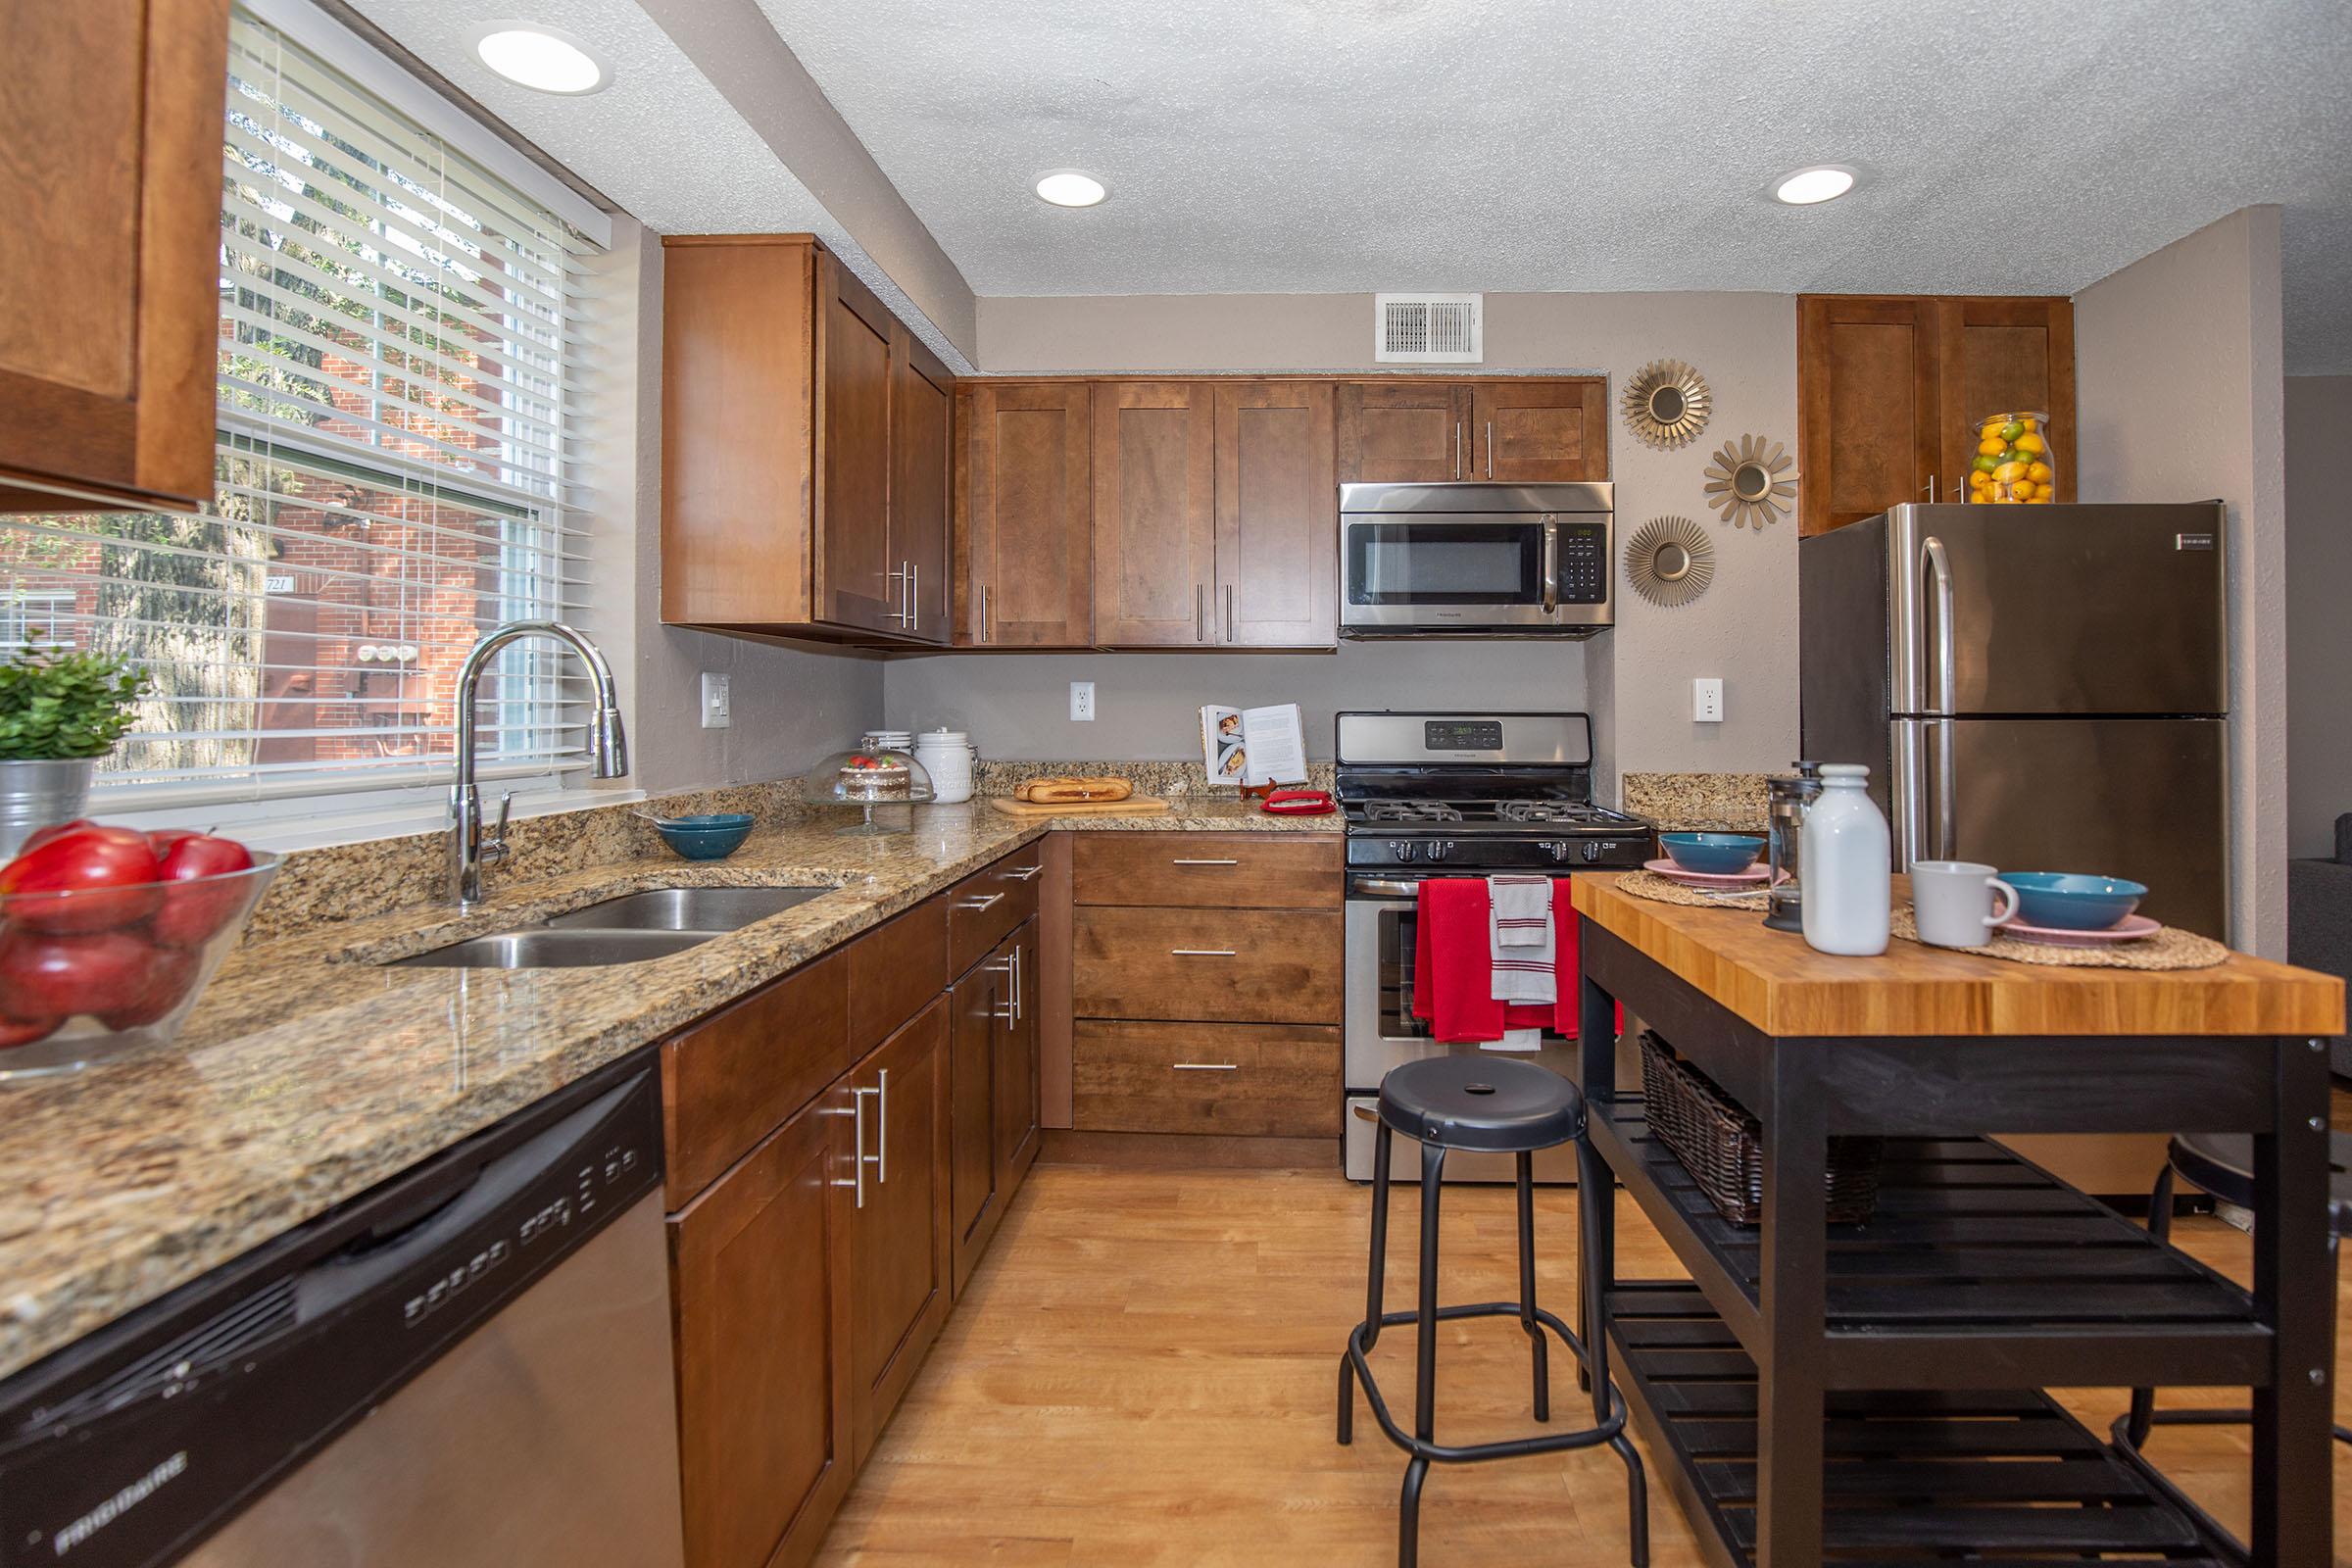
989, 794, 1171, 818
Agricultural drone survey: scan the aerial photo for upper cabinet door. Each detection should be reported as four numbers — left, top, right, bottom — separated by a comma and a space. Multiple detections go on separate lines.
1215, 381, 1336, 648
963, 383, 1093, 647
1093, 382, 1215, 646
1472, 379, 1608, 482
814, 258, 899, 634
1936, 297, 2077, 505
1336, 381, 1470, 484
891, 328, 953, 646
1797, 295, 1943, 536
0, 0, 229, 509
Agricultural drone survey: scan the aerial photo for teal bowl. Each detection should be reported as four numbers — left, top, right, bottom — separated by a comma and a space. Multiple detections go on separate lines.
1659, 832, 1765, 876
651, 813, 755, 861
2002, 871, 2146, 930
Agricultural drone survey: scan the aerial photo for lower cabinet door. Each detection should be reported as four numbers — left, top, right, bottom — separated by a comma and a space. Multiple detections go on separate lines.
847, 995, 953, 1464
669, 1090, 854, 1568
948, 948, 1007, 1295
994, 917, 1042, 1199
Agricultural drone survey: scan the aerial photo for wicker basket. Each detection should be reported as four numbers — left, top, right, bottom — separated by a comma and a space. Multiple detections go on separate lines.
1639, 1032, 1884, 1226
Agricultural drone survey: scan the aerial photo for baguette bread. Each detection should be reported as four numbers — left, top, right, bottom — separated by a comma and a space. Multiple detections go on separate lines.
1015, 775, 1133, 804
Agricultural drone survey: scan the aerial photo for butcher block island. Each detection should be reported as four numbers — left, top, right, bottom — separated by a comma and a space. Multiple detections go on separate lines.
1568, 872, 2344, 1568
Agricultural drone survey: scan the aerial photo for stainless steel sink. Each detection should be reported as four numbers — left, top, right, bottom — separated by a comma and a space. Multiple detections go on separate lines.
389, 929, 719, 969
389, 884, 833, 968
543, 886, 829, 932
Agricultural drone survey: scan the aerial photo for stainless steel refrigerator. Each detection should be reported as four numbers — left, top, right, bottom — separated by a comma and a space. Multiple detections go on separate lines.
1800, 501, 2230, 937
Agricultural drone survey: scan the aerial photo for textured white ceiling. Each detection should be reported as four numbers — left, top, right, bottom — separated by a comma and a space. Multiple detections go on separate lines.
756, 0, 2352, 372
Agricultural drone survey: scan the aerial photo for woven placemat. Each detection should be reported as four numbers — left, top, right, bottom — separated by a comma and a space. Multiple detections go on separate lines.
1617, 869, 1769, 909
1888, 905, 2229, 970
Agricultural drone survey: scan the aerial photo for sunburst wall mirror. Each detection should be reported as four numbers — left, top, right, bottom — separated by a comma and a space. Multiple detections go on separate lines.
1703, 434, 1797, 529
1621, 360, 1711, 449
1623, 515, 1714, 607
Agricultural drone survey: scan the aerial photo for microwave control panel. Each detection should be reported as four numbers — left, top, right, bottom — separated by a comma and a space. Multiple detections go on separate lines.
1555, 523, 1607, 604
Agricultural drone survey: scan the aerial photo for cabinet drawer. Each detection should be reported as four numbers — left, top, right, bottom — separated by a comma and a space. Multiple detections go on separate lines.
1073, 1020, 1340, 1136
847, 894, 948, 1059
662, 950, 850, 1207
1072, 906, 1342, 1024
1072, 833, 1339, 908
949, 843, 1043, 973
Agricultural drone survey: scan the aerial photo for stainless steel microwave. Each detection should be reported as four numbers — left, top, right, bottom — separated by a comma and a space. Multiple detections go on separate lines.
1339, 482, 1613, 637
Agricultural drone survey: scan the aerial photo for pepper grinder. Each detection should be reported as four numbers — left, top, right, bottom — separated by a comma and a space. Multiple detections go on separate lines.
1762, 761, 1825, 933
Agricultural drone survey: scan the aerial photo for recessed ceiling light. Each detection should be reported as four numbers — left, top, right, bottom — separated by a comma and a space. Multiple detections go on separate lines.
1772, 165, 1858, 205
472, 23, 611, 95
1034, 171, 1107, 209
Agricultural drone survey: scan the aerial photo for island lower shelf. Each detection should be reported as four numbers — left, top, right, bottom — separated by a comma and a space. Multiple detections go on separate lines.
1608, 1282, 2237, 1568
1589, 1095, 2271, 1390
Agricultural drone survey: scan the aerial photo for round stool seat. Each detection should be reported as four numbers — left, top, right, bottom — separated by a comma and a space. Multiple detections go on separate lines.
1378, 1055, 1586, 1153
2169, 1130, 2352, 1238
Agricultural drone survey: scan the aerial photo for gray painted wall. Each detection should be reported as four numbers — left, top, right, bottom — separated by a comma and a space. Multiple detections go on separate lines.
898, 289, 1801, 798
2074, 206, 2287, 955
581, 218, 884, 798
2286, 374, 2352, 860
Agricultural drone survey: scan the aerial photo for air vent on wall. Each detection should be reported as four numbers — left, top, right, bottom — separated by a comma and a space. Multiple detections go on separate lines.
1375, 293, 1483, 364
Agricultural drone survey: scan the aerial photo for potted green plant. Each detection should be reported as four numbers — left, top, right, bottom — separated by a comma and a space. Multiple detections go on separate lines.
0, 638, 149, 858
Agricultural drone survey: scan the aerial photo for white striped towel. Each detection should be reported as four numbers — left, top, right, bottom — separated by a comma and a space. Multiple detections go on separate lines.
1488, 875, 1555, 1004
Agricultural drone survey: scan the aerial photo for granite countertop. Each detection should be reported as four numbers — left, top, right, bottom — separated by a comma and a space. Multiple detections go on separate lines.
0, 797, 1335, 1383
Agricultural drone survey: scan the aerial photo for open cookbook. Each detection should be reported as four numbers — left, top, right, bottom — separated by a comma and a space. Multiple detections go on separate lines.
1199, 703, 1308, 788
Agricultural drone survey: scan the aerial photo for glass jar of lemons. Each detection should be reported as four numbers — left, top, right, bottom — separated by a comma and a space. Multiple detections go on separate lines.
1968, 412, 2056, 504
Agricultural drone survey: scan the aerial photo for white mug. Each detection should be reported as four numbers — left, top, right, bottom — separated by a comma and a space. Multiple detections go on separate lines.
1910, 859, 2019, 948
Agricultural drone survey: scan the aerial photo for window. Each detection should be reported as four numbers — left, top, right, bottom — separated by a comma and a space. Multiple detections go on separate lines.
0, 6, 602, 810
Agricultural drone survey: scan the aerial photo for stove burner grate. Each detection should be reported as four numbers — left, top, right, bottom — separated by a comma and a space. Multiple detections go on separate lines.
1361, 801, 1465, 823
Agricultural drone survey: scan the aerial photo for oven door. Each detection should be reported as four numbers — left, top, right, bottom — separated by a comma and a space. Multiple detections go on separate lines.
1342, 514, 1563, 632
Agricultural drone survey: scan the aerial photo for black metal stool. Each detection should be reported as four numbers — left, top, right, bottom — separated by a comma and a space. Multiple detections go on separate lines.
1338, 1055, 1647, 1568
2111, 1130, 2352, 1551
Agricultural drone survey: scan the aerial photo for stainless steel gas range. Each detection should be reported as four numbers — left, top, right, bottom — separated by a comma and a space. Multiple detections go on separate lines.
1337, 711, 1652, 1182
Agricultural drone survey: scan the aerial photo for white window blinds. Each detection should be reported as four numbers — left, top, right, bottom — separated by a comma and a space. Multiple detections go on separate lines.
0, 7, 602, 808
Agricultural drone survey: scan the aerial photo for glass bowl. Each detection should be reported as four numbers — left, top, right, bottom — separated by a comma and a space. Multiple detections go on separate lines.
803, 749, 934, 836
0, 851, 280, 1080
1967, 410, 2057, 505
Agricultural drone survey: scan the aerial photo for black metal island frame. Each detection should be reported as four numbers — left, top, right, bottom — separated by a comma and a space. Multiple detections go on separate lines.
1569, 873, 2346, 1567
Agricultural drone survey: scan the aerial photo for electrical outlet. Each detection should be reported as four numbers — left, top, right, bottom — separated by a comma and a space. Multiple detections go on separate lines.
1070, 681, 1096, 722
1692, 677, 1724, 724
701, 671, 732, 729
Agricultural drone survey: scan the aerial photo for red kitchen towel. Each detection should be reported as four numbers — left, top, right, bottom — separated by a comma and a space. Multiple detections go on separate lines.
1411, 879, 1551, 1043
1547, 878, 1624, 1039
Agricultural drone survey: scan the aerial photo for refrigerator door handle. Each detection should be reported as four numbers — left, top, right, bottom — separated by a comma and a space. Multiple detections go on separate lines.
1893, 721, 1929, 868
1922, 534, 1957, 715
1928, 717, 1957, 861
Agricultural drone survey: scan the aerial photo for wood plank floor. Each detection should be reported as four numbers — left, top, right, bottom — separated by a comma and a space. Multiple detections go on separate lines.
817, 1150, 2352, 1566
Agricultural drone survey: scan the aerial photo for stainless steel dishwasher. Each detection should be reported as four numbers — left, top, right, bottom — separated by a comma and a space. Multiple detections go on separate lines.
0, 1062, 684, 1568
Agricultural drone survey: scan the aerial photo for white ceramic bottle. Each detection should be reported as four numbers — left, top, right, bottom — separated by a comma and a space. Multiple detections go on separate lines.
1798, 762, 1890, 956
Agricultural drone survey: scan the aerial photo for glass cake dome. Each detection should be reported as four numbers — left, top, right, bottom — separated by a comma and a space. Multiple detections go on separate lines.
803, 747, 934, 835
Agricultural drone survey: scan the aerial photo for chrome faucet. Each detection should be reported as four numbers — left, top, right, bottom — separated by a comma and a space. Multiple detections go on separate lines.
449, 620, 629, 907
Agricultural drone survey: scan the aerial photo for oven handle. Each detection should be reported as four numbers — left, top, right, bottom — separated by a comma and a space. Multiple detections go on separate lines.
1349, 876, 1421, 899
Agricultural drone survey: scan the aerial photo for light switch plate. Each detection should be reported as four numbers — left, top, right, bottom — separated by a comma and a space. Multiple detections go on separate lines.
1692, 677, 1724, 724
701, 671, 731, 729
1070, 681, 1096, 722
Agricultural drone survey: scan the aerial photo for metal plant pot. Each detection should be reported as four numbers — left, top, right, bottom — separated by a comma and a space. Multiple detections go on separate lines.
0, 758, 95, 859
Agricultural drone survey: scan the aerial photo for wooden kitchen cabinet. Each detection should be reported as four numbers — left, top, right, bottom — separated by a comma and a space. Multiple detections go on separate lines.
846, 996, 953, 1465
1797, 293, 2076, 535
0, 0, 229, 510
670, 1090, 854, 1568
1073, 906, 1344, 1024
996, 915, 1043, 1196
1072, 1019, 1342, 1137
1215, 380, 1336, 646
661, 950, 850, 1207
1092, 382, 1216, 646
1470, 378, 1607, 482
958, 381, 1094, 646
947, 919, 1038, 1295
1072, 832, 1339, 908
661, 235, 951, 643
1336, 380, 1473, 483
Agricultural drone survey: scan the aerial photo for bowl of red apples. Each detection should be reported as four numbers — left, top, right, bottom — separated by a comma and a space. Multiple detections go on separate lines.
0, 822, 276, 1080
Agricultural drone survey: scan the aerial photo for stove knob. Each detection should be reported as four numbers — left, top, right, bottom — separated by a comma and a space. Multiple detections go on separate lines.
1544, 842, 1571, 863
1427, 840, 1452, 862
1389, 840, 1417, 862
1581, 840, 1605, 863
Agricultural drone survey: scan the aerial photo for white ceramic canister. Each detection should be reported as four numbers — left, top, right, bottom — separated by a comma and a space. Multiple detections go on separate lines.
912, 729, 975, 804
1798, 762, 1890, 956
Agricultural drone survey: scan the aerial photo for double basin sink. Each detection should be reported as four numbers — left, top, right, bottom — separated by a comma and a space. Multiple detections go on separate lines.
389, 885, 831, 969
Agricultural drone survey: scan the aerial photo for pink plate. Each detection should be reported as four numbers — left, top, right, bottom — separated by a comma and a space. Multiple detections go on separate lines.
1644, 857, 1768, 887
1997, 912, 2161, 947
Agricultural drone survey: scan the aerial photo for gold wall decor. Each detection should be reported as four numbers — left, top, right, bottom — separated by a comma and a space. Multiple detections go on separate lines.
1703, 433, 1797, 528
1623, 514, 1715, 607
1621, 359, 1712, 449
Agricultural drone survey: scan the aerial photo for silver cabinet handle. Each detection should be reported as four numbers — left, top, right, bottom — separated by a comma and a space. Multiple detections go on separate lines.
1171, 858, 1240, 866
956, 892, 1006, 910
1541, 520, 1558, 613
874, 1067, 889, 1184
1222, 584, 1235, 642
1453, 420, 1463, 479
1486, 419, 1494, 478
1171, 1062, 1239, 1071
986, 953, 1015, 1021
1196, 583, 1206, 643
1011, 942, 1022, 1021
978, 584, 990, 644
1923, 475, 1936, 502
1001, 864, 1044, 881
1170, 948, 1237, 956
844, 1084, 877, 1208
887, 564, 909, 627
908, 562, 919, 634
